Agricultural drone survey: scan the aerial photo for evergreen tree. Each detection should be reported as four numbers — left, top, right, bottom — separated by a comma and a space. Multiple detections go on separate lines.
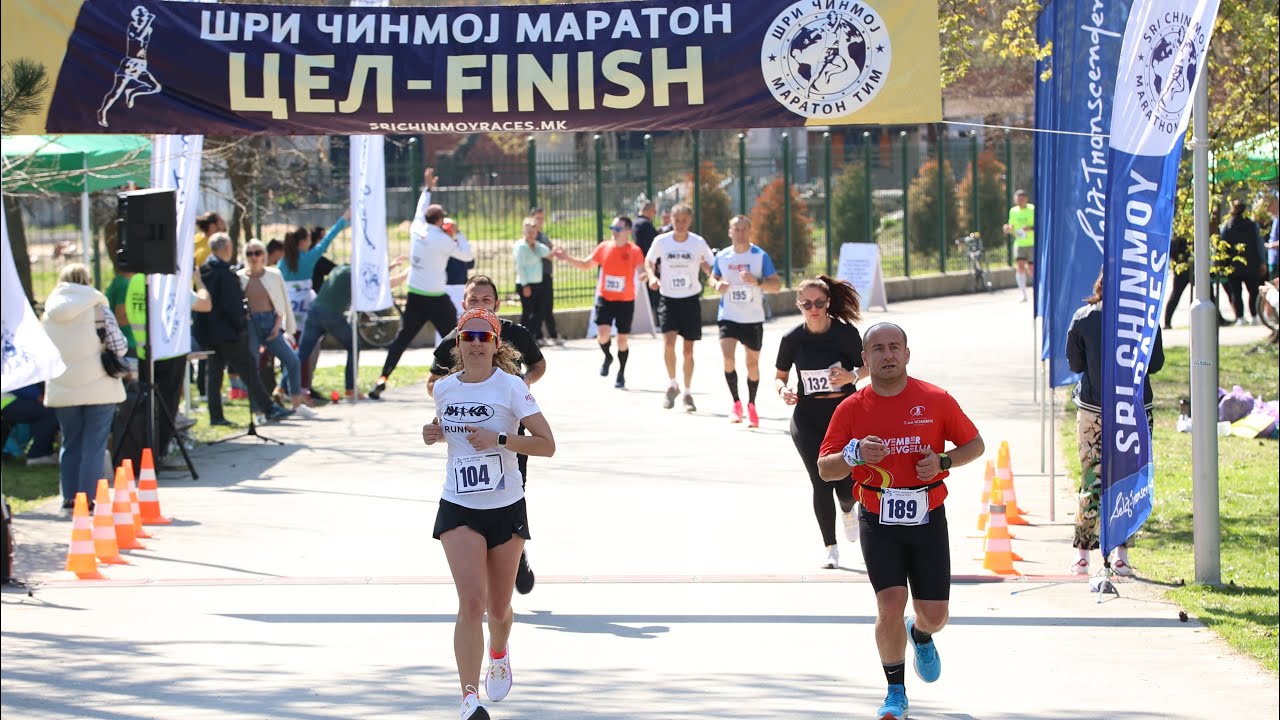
831, 161, 881, 245
750, 177, 814, 277
907, 158, 960, 261
957, 151, 1008, 256
687, 161, 733, 249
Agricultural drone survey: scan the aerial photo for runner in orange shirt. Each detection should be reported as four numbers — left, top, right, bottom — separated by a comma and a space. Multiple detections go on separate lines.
553, 216, 645, 388
816, 322, 984, 720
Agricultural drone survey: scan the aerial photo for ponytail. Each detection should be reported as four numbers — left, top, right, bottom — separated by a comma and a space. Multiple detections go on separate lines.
798, 274, 862, 324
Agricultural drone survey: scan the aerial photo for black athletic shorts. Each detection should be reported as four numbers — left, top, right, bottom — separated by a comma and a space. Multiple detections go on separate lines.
659, 294, 703, 341
718, 320, 764, 351
594, 297, 636, 335
433, 498, 531, 549
858, 503, 950, 600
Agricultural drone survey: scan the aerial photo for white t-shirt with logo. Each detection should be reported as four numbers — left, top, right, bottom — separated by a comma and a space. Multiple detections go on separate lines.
713, 244, 777, 324
645, 231, 715, 299
433, 369, 540, 510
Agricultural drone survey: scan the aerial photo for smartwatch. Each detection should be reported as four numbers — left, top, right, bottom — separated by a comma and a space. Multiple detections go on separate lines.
938, 452, 952, 471
497, 432, 509, 448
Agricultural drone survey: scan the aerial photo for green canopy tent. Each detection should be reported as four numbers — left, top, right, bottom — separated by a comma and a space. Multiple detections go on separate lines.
1210, 128, 1278, 184
2, 134, 151, 287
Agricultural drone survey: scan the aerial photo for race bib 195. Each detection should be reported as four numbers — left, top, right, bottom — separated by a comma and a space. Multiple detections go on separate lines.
727, 286, 755, 304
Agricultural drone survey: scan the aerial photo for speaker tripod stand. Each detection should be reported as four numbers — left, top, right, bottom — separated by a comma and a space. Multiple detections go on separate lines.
113, 275, 199, 479
207, 305, 283, 447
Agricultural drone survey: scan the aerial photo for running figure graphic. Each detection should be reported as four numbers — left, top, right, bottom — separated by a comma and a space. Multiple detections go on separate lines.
97, 6, 161, 127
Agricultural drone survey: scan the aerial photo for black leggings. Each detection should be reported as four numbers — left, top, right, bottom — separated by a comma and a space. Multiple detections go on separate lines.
379, 293, 459, 380
790, 396, 855, 547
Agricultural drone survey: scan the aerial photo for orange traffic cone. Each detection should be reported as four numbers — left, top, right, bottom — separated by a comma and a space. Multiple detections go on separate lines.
121, 459, 153, 539
91, 479, 127, 565
981, 480, 1021, 575
136, 448, 171, 525
995, 441, 1030, 525
978, 477, 1023, 560
976, 460, 996, 531
112, 467, 146, 550
65, 493, 105, 579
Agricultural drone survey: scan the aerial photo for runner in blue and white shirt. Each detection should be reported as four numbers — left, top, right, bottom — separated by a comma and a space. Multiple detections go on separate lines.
711, 214, 781, 427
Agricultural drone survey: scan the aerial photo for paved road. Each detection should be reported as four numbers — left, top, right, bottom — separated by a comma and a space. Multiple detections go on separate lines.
4, 288, 1275, 719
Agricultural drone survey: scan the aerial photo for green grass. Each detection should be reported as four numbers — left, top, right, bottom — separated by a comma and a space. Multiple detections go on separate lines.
1060, 342, 1279, 673
1, 366, 432, 513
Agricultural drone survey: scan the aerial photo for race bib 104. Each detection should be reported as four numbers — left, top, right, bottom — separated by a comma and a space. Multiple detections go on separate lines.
451, 453, 504, 495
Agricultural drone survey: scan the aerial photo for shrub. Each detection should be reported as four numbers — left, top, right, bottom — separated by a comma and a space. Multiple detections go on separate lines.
750, 177, 814, 275
957, 151, 1009, 254
831, 161, 881, 245
907, 157, 960, 258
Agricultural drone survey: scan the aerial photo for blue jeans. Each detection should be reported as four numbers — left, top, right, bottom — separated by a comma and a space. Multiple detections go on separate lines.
2, 394, 59, 457
55, 404, 117, 504
297, 307, 354, 391
248, 310, 301, 397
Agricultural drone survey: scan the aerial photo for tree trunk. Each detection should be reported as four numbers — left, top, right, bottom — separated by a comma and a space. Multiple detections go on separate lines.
5, 197, 35, 304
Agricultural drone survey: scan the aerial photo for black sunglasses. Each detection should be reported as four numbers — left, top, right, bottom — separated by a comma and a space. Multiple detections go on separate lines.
797, 298, 828, 310
245, 250, 264, 257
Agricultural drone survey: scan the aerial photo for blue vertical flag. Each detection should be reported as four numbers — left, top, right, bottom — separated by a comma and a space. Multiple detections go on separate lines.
1100, 0, 1219, 555
1036, 0, 1133, 387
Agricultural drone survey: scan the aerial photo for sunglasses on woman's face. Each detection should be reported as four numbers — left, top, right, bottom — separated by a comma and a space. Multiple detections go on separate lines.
610, 225, 624, 232
459, 330, 498, 344
797, 298, 828, 310
245, 250, 264, 258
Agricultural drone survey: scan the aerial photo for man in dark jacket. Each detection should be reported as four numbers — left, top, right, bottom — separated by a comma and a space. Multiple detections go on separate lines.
633, 200, 661, 315
1220, 200, 1264, 325
197, 232, 288, 425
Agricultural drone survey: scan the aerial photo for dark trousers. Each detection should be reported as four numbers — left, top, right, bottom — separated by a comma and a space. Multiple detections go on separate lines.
517, 282, 545, 339
1225, 272, 1262, 321
298, 307, 355, 391
1164, 272, 1190, 327
206, 334, 274, 419
535, 276, 557, 340
379, 293, 458, 380
113, 354, 187, 470
1, 395, 59, 457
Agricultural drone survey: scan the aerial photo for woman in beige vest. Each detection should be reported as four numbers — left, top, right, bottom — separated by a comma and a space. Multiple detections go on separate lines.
237, 240, 315, 418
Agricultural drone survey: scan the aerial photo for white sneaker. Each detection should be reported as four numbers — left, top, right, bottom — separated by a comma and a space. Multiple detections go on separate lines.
294, 404, 318, 419
1112, 559, 1135, 577
25, 454, 58, 466
485, 648, 513, 702
822, 545, 839, 569
460, 687, 489, 720
1069, 558, 1089, 575
842, 509, 860, 543
174, 413, 198, 431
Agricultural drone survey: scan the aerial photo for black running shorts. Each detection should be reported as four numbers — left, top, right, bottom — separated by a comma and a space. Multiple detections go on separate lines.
718, 320, 764, 351
659, 294, 703, 341
433, 498, 531, 549
594, 298, 636, 335
858, 504, 951, 600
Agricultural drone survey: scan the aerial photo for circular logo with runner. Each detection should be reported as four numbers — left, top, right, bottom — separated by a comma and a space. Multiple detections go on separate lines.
1133, 14, 1207, 136
760, 1, 892, 119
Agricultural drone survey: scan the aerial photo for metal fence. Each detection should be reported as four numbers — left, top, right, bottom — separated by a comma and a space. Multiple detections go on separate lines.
9, 126, 1034, 306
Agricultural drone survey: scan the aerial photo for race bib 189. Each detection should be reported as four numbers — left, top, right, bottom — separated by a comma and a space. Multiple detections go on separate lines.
452, 453, 504, 495
879, 487, 929, 526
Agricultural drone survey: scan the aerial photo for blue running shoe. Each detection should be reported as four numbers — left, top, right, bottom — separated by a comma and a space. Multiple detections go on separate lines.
877, 684, 909, 719
905, 616, 941, 682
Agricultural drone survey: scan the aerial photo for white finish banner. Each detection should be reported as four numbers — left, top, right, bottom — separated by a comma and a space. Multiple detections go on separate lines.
1, 197, 66, 392
147, 134, 202, 360
350, 134, 391, 312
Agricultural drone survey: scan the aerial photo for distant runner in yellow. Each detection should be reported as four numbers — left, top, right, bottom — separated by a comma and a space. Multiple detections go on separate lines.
1003, 189, 1035, 303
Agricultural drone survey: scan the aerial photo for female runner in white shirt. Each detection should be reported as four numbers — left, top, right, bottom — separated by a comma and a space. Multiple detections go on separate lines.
423, 307, 556, 720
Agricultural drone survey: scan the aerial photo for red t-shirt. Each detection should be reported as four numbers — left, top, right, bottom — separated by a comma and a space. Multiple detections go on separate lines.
819, 377, 979, 514
590, 242, 645, 301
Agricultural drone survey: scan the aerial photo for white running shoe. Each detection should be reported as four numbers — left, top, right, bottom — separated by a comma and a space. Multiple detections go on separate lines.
460, 687, 489, 719
294, 404, 318, 419
842, 509, 859, 543
1112, 559, 1135, 577
822, 545, 839, 569
1069, 558, 1089, 575
485, 648, 513, 702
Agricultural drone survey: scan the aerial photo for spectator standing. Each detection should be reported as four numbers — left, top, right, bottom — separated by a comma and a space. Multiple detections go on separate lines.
41, 264, 127, 508
1163, 235, 1191, 329
237, 240, 315, 418
197, 233, 290, 425
1220, 200, 1264, 325
530, 207, 563, 345
514, 218, 552, 343
634, 200, 661, 315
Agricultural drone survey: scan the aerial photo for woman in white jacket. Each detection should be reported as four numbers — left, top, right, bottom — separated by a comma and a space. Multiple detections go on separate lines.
237, 240, 315, 418
41, 264, 127, 509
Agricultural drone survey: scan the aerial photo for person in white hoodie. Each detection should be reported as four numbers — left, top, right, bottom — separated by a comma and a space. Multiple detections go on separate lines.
237, 239, 315, 418
41, 264, 127, 509
367, 167, 474, 400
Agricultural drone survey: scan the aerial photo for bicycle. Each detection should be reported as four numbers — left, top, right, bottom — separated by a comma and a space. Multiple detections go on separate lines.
356, 296, 404, 349
955, 232, 994, 293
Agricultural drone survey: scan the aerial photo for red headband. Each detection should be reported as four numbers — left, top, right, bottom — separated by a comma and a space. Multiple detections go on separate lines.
457, 307, 501, 337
